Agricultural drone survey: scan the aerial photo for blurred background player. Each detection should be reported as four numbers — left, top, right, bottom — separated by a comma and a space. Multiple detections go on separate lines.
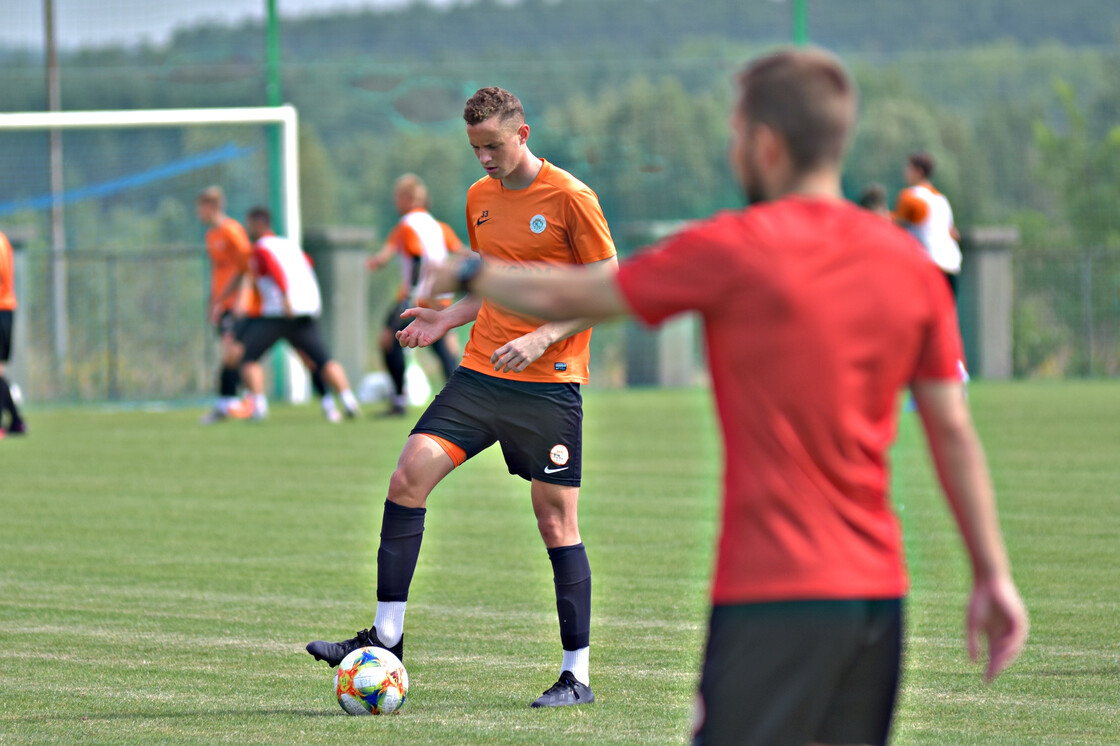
894, 152, 963, 297
307, 87, 618, 708
367, 173, 464, 416
445, 48, 1028, 744
0, 228, 27, 438
238, 206, 360, 421
858, 182, 891, 218
196, 186, 253, 424
894, 153, 970, 387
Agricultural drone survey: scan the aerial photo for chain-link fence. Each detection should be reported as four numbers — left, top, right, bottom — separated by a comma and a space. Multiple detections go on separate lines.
15, 247, 215, 402
1014, 249, 1120, 378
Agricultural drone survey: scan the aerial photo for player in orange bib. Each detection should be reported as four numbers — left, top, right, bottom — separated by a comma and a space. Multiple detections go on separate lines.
0, 228, 27, 437
367, 173, 465, 415
307, 87, 617, 708
196, 186, 254, 424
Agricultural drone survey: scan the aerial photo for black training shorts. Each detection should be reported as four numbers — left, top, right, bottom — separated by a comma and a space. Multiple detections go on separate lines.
239, 316, 331, 370
0, 310, 12, 362
412, 367, 583, 486
215, 310, 248, 340
693, 598, 903, 746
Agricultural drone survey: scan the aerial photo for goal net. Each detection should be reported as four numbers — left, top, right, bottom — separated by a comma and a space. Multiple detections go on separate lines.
0, 106, 302, 404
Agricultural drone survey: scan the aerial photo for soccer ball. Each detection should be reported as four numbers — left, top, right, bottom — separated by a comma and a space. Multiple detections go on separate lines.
334, 646, 409, 716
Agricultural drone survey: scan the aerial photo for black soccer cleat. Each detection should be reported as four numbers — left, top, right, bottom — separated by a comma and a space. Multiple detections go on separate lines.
305, 627, 403, 667
529, 670, 595, 708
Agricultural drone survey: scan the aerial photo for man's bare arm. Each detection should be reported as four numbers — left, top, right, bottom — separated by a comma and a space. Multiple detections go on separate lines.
912, 380, 1029, 681
487, 256, 621, 373
434, 255, 629, 322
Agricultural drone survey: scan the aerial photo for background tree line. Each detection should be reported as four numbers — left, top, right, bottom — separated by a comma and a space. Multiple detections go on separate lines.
1, 0, 1119, 378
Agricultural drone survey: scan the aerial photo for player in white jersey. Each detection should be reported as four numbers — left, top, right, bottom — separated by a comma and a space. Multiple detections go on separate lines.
367, 174, 463, 415
894, 152, 962, 296
238, 206, 361, 420
894, 152, 970, 387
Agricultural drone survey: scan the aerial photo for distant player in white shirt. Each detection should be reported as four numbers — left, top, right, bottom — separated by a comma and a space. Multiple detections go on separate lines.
367, 174, 464, 415
894, 152, 962, 297
894, 152, 969, 385
238, 206, 360, 420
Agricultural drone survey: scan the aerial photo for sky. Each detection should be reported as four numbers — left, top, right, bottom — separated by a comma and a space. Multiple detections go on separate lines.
0, 0, 470, 50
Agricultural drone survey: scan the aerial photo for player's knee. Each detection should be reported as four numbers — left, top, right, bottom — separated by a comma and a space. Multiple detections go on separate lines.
387, 465, 430, 509
536, 513, 577, 546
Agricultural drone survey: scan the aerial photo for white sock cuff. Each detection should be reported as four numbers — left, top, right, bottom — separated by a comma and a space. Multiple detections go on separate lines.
374, 601, 407, 648
562, 646, 590, 686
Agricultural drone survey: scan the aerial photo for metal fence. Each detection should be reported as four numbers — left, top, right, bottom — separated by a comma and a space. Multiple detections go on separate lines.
1013, 249, 1120, 377
13, 247, 216, 403
6, 243, 1119, 406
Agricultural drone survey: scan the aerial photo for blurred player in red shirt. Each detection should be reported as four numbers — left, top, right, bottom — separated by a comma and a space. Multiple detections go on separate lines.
445, 48, 1028, 745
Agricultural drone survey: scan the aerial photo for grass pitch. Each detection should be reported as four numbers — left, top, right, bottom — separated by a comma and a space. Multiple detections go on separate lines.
1, 382, 1117, 744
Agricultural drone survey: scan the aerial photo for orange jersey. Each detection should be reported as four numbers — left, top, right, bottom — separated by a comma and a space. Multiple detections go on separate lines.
0, 231, 15, 311
385, 213, 465, 303
206, 217, 253, 312
464, 160, 616, 383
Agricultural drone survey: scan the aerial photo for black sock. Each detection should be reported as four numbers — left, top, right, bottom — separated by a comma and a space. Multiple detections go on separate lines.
384, 344, 406, 397
548, 543, 591, 651
0, 375, 18, 427
310, 368, 328, 398
377, 500, 426, 602
219, 366, 240, 398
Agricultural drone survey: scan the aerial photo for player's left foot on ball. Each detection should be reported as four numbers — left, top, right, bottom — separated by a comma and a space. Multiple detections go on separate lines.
529, 671, 594, 708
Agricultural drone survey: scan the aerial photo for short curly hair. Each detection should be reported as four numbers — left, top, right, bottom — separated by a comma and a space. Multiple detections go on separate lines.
463, 87, 525, 128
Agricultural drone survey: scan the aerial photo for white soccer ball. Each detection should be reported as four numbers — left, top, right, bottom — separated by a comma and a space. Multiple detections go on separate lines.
334, 646, 409, 716
357, 371, 394, 404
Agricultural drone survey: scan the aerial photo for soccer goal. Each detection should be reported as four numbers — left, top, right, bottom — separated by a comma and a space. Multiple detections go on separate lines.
0, 105, 305, 403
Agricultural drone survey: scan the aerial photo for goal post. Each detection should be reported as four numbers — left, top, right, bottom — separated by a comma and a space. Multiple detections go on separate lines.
0, 105, 301, 241
0, 104, 309, 404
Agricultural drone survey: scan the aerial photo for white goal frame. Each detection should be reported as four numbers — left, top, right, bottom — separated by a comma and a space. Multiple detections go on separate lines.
0, 105, 308, 403
0, 105, 302, 241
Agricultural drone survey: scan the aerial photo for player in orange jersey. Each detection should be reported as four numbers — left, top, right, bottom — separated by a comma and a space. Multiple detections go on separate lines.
196, 186, 254, 424
367, 173, 464, 416
438, 49, 1027, 745
0, 228, 27, 437
308, 87, 617, 708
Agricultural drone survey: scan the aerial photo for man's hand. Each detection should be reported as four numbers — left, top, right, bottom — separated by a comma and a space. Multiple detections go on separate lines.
968, 574, 1029, 682
208, 303, 223, 325
395, 306, 447, 348
490, 329, 553, 373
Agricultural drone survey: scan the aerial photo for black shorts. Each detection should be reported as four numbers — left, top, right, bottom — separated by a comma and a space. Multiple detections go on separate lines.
0, 310, 12, 362
694, 598, 903, 746
239, 316, 331, 370
215, 310, 248, 340
412, 367, 583, 486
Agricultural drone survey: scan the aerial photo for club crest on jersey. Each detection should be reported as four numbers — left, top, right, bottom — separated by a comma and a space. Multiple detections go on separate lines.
549, 444, 570, 466
530, 214, 548, 234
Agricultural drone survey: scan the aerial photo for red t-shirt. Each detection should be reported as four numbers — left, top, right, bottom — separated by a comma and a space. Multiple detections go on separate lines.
615, 196, 963, 605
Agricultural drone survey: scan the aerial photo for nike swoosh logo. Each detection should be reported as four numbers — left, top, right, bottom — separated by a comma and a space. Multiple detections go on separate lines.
475, 217, 491, 226
543, 465, 569, 474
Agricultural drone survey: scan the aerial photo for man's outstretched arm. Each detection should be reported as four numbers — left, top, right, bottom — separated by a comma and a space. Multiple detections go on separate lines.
912, 380, 1029, 682
439, 256, 630, 322
488, 256, 621, 373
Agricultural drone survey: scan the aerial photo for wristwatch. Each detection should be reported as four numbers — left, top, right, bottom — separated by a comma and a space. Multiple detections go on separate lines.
457, 256, 484, 293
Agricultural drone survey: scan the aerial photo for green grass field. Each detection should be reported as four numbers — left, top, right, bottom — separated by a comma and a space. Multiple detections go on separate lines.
1, 382, 1117, 744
